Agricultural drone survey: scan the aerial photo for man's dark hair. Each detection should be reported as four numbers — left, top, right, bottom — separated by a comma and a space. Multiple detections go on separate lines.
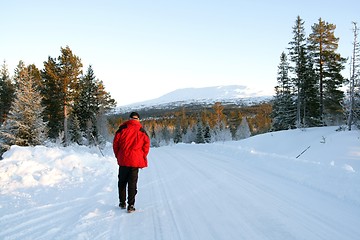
129, 112, 140, 119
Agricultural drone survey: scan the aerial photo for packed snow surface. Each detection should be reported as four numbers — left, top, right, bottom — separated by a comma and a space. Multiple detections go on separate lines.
0, 126, 359, 240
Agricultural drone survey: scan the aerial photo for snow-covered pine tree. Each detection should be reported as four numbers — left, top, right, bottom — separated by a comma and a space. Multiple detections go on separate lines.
0, 62, 47, 153
211, 120, 232, 142
209, 102, 231, 142
271, 52, 297, 131
235, 117, 251, 140
182, 125, 196, 144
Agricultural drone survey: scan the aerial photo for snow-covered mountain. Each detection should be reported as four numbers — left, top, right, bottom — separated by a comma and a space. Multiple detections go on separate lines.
115, 85, 272, 113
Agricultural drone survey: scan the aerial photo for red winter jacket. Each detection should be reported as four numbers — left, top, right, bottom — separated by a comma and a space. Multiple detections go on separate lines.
113, 119, 150, 168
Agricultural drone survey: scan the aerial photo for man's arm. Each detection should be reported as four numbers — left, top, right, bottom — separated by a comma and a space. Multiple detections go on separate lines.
140, 128, 150, 157
113, 124, 128, 156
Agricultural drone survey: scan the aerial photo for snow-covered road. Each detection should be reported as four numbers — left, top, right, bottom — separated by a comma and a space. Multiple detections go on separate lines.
1, 127, 359, 239
131, 145, 359, 240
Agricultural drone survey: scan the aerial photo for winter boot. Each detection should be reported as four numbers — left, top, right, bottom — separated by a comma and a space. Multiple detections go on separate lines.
127, 205, 136, 213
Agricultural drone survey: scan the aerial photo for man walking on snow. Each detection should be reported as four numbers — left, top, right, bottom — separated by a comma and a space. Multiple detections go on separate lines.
113, 112, 150, 213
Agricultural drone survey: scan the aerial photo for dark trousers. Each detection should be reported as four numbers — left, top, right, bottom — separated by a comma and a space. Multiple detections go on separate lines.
118, 166, 139, 206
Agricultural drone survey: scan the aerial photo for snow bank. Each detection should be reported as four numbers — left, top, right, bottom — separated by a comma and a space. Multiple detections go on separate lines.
224, 126, 360, 204
0, 144, 116, 194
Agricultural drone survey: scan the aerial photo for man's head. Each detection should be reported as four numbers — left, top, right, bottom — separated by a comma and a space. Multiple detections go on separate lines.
129, 112, 140, 120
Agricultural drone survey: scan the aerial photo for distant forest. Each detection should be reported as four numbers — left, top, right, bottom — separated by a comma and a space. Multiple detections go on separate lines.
0, 16, 359, 153
109, 102, 272, 147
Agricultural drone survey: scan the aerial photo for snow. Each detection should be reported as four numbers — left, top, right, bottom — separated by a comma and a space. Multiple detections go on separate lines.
0, 126, 360, 240
115, 85, 272, 112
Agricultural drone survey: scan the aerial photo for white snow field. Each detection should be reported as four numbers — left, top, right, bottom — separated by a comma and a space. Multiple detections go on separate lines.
0, 126, 359, 240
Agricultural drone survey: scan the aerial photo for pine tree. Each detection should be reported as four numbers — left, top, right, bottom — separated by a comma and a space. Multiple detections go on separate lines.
69, 113, 83, 144
173, 119, 182, 144
288, 16, 321, 128
308, 18, 346, 124
0, 64, 47, 153
0, 61, 15, 124
73, 65, 115, 144
41, 56, 64, 139
95, 79, 116, 112
235, 117, 251, 140
211, 120, 232, 142
27, 64, 42, 91
288, 16, 307, 127
183, 125, 196, 144
203, 124, 211, 143
195, 118, 205, 144
271, 52, 296, 131
298, 47, 321, 127
73, 66, 98, 133
58, 46, 83, 144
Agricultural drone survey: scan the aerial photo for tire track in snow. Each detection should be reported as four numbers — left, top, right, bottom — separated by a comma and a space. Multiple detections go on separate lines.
161, 146, 267, 239
145, 149, 187, 240
1, 197, 94, 239
146, 147, 246, 239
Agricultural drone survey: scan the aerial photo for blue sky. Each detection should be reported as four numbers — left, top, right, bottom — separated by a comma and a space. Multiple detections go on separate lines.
1, 0, 359, 106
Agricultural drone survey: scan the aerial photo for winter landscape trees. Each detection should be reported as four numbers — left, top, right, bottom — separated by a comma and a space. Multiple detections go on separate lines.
272, 16, 356, 131
0, 16, 358, 152
0, 46, 116, 154
0, 63, 47, 150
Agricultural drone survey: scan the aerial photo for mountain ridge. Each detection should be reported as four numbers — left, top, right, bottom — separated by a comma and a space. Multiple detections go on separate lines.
115, 85, 273, 113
